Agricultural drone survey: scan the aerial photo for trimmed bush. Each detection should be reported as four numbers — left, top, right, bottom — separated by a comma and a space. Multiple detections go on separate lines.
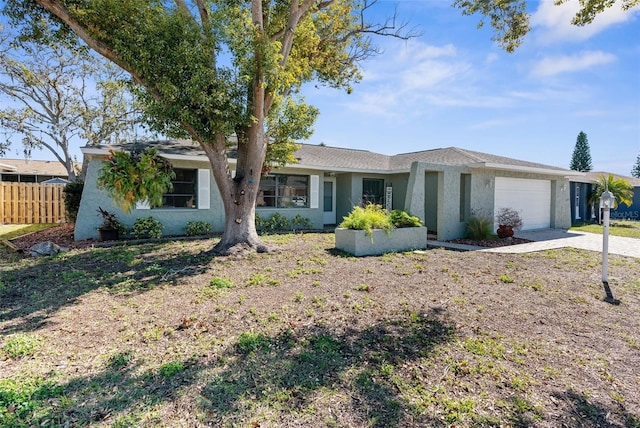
339, 204, 394, 237
255, 212, 311, 234
131, 216, 164, 239
389, 209, 422, 228
185, 221, 212, 236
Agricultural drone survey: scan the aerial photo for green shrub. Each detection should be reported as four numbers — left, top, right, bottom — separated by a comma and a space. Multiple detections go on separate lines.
389, 209, 422, 228
339, 204, 394, 236
63, 180, 84, 223
291, 214, 312, 230
256, 213, 312, 233
255, 212, 294, 234
466, 215, 492, 240
184, 220, 212, 236
131, 216, 164, 239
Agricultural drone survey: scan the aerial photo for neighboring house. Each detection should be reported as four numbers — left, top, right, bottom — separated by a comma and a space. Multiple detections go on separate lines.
570, 172, 640, 223
0, 158, 79, 183
75, 140, 580, 241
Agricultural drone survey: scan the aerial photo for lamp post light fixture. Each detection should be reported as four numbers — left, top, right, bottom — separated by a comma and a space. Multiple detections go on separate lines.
600, 189, 616, 302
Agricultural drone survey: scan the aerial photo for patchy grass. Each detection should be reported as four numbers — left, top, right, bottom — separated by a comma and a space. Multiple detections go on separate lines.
0, 233, 639, 427
571, 220, 640, 238
0, 223, 58, 241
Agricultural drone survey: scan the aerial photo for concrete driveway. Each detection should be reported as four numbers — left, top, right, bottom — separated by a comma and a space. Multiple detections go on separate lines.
484, 229, 640, 258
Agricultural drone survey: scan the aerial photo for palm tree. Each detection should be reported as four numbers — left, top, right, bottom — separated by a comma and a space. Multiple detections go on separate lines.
588, 174, 634, 210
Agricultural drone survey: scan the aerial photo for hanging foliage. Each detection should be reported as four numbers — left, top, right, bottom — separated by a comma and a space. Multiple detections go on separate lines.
97, 148, 175, 213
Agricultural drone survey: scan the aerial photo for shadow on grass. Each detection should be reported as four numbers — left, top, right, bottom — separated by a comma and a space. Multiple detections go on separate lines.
0, 241, 217, 334
200, 308, 455, 427
552, 390, 640, 428
1, 309, 455, 427
4, 307, 639, 427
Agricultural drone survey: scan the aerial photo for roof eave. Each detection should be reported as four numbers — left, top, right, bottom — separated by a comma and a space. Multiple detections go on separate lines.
0, 162, 18, 172
468, 162, 581, 177
82, 146, 208, 163
83, 146, 407, 174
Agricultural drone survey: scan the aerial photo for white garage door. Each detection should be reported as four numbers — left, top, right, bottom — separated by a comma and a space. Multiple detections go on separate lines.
494, 177, 551, 230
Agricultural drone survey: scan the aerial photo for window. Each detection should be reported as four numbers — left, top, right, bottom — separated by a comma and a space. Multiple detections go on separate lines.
257, 174, 309, 208
160, 168, 197, 208
362, 178, 384, 205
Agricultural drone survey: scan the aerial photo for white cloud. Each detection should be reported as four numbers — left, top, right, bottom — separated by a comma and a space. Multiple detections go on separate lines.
531, 0, 640, 44
530, 51, 616, 76
399, 60, 470, 90
485, 53, 499, 64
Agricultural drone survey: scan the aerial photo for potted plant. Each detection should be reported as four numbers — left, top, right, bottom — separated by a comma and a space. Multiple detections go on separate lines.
97, 207, 124, 241
495, 207, 523, 238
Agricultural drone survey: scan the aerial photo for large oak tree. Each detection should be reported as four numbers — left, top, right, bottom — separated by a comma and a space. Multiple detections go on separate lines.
4, 0, 634, 253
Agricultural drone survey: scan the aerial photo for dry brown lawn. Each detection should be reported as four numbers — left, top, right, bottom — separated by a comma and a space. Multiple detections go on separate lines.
1, 228, 639, 427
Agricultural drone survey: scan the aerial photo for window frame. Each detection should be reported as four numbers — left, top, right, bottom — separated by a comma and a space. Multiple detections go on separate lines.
362, 178, 385, 206
157, 168, 198, 209
257, 173, 310, 209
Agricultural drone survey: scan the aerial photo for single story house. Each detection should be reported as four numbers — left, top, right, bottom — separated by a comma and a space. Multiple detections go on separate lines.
75, 140, 580, 241
570, 172, 640, 223
0, 158, 78, 183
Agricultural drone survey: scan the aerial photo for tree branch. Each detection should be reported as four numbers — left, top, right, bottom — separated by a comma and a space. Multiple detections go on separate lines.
34, 0, 147, 86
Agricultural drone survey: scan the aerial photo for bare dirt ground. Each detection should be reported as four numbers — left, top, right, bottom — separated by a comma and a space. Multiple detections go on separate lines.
1, 227, 639, 427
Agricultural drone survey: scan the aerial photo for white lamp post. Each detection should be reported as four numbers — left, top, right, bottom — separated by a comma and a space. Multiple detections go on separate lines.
601, 190, 614, 297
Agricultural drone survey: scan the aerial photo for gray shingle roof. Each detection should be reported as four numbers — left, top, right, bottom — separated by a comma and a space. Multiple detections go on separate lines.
97, 140, 571, 174
297, 145, 569, 173
293, 144, 390, 171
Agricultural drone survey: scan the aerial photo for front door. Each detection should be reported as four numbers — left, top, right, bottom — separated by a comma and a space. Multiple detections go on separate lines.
323, 178, 336, 225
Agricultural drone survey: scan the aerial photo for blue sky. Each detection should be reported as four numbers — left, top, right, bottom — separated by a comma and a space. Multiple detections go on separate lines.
303, 0, 640, 176
3, 1, 639, 176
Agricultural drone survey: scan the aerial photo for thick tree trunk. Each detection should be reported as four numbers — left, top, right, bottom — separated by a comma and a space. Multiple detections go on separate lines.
201, 132, 269, 255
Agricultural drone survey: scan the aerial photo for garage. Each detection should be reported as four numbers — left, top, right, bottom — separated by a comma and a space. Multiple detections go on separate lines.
494, 177, 551, 230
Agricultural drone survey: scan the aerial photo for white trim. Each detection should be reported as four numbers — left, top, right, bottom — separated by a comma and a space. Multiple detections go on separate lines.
136, 200, 151, 210
198, 169, 210, 209
323, 177, 337, 225
310, 175, 319, 209
469, 162, 583, 177
82, 146, 579, 178
0, 162, 17, 172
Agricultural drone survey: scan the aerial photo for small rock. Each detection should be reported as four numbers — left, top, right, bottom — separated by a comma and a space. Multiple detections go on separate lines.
29, 241, 69, 257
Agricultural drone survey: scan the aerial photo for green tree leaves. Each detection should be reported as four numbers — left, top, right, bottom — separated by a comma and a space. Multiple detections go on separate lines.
97, 148, 176, 213
588, 173, 634, 210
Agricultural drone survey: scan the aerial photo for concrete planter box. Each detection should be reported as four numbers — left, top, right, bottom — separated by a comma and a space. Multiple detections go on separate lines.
335, 227, 428, 256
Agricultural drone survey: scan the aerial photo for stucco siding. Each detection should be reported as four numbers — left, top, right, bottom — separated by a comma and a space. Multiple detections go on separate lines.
387, 173, 409, 212
75, 157, 225, 240
75, 157, 327, 240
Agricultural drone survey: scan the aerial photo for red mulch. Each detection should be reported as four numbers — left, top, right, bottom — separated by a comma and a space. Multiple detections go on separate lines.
448, 237, 532, 247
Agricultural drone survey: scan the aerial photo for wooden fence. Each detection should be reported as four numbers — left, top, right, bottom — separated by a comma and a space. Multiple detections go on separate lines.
0, 182, 67, 224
